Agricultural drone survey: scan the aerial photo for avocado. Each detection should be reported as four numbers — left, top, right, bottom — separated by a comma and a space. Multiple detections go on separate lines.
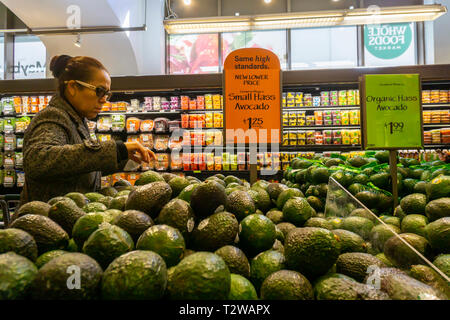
223, 175, 242, 186
272, 239, 285, 254
314, 276, 388, 300
125, 181, 172, 218
169, 252, 231, 300
355, 191, 379, 209
0, 252, 37, 300
83, 202, 107, 213
112, 210, 153, 243
101, 250, 167, 300
305, 218, 333, 230
379, 215, 400, 229
177, 183, 200, 203
426, 175, 450, 200
115, 190, 131, 197
413, 181, 428, 195
212, 173, 225, 180
276, 188, 304, 210
330, 170, 352, 188
162, 172, 178, 183
340, 216, 374, 240
136, 224, 185, 267
135, 170, 165, 186
102, 209, 122, 223
347, 156, 368, 168
225, 190, 256, 221
47, 196, 68, 206
168, 177, 191, 197
156, 199, 195, 240
285, 227, 339, 279
215, 245, 250, 279
35, 250, 68, 269
276, 222, 296, 238
266, 210, 284, 224
401, 214, 428, 238
400, 193, 427, 215
84, 192, 105, 203
374, 151, 389, 163
425, 198, 450, 222
48, 198, 86, 236
32, 253, 102, 300
97, 196, 113, 208
425, 217, 450, 253
350, 208, 377, 223
261, 270, 314, 300
335, 252, 386, 282
66, 238, 78, 252
10, 214, 69, 254
393, 205, 407, 220
282, 197, 316, 227
205, 176, 226, 187
228, 274, 258, 300
266, 183, 289, 202
250, 250, 285, 291
98, 187, 118, 198
311, 167, 330, 184
113, 179, 132, 187
369, 224, 401, 253
380, 273, 445, 300
375, 253, 394, 267
369, 172, 390, 191
0, 228, 38, 261
109, 195, 128, 211
348, 183, 366, 196
251, 180, 270, 191
65, 192, 90, 208
16, 201, 51, 218
433, 254, 450, 278
332, 229, 366, 254
384, 233, 432, 268
190, 180, 228, 219
307, 196, 324, 213
82, 223, 134, 269
191, 212, 239, 252
409, 264, 450, 299
239, 214, 276, 256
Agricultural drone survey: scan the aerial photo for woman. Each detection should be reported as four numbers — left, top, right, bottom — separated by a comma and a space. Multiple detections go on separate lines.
20, 55, 155, 205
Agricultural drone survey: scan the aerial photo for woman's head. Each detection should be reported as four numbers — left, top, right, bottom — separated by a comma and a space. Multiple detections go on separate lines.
50, 55, 111, 119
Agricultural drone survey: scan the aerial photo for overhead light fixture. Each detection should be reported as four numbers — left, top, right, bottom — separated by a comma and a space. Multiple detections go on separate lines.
264, 0, 272, 3
164, 4, 447, 34
183, 0, 192, 5
74, 33, 81, 47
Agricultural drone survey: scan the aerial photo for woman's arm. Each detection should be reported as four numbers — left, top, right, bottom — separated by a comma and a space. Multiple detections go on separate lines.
23, 120, 120, 181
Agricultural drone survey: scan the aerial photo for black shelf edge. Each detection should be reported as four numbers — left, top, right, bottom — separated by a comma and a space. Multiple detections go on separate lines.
423, 144, 450, 149
283, 125, 360, 130
98, 111, 181, 115
423, 124, 450, 128
181, 109, 223, 113
283, 105, 360, 111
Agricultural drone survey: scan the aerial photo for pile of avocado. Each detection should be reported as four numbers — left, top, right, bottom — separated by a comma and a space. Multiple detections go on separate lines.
0, 165, 449, 300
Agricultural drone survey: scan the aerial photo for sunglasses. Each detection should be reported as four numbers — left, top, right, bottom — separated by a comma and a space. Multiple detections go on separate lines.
66, 80, 113, 101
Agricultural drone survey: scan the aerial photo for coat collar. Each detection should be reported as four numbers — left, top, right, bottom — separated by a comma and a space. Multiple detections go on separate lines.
48, 94, 91, 140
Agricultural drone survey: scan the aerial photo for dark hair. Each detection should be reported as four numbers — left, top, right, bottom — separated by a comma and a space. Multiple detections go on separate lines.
49, 55, 109, 97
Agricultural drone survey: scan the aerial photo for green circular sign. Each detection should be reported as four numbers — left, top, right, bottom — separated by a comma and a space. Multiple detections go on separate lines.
364, 23, 412, 60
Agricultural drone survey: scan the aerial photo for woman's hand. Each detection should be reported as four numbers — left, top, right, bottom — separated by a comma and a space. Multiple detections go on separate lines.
124, 141, 156, 164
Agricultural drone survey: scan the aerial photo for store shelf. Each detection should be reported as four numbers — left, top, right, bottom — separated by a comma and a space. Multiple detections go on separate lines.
98, 111, 181, 116
423, 124, 450, 128
283, 125, 360, 130
283, 105, 360, 111
281, 144, 362, 152
182, 109, 223, 113
424, 144, 450, 149
422, 104, 450, 109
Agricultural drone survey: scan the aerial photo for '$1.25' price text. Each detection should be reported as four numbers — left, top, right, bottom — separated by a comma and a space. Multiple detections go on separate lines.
385, 121, 404, 134
244, 117, 263, 129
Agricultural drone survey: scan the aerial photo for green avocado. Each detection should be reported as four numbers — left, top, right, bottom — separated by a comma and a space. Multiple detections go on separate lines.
260, 270, 314, 300
0, 228, 38, 261
125, 181, 172, 218
0, 252, 37, 300
215, 245, 251, 279
228, 274, 258, 300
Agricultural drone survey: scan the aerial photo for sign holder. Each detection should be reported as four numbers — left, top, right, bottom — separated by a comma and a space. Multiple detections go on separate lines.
223, 48, 282, 184
360, 74, 423, 208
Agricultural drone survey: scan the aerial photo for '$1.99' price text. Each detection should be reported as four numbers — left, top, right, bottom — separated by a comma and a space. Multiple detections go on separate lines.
385, 121, 404, 134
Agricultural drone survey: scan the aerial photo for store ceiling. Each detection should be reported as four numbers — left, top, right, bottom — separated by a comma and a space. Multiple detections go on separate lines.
0, 0, 140, 76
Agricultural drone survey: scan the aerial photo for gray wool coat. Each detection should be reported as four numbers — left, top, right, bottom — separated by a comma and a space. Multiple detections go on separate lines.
20, 94, 126, 206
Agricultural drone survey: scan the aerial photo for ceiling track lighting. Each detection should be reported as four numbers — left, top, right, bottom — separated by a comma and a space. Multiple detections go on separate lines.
164, 4, 447, 34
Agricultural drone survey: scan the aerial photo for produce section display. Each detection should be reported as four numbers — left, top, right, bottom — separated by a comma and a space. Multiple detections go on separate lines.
1, 162, 449, 300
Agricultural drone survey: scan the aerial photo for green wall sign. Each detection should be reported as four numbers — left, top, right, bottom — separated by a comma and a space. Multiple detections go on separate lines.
362, 74, 423, 150
364, 23, 413, 60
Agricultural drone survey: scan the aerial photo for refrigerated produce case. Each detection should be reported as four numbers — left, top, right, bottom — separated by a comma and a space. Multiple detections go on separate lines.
1, 65, 450, 191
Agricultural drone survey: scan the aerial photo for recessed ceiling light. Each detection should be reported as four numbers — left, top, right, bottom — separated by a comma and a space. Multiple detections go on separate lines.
264, 0, 272, 3
183, 0, 191, 5
235, 12, 240, 16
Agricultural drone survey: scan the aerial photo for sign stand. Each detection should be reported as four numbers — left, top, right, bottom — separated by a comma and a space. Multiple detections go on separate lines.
389, 150, 399, 208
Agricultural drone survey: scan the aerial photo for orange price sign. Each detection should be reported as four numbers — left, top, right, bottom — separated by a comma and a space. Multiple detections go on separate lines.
223, 48, 281, 145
